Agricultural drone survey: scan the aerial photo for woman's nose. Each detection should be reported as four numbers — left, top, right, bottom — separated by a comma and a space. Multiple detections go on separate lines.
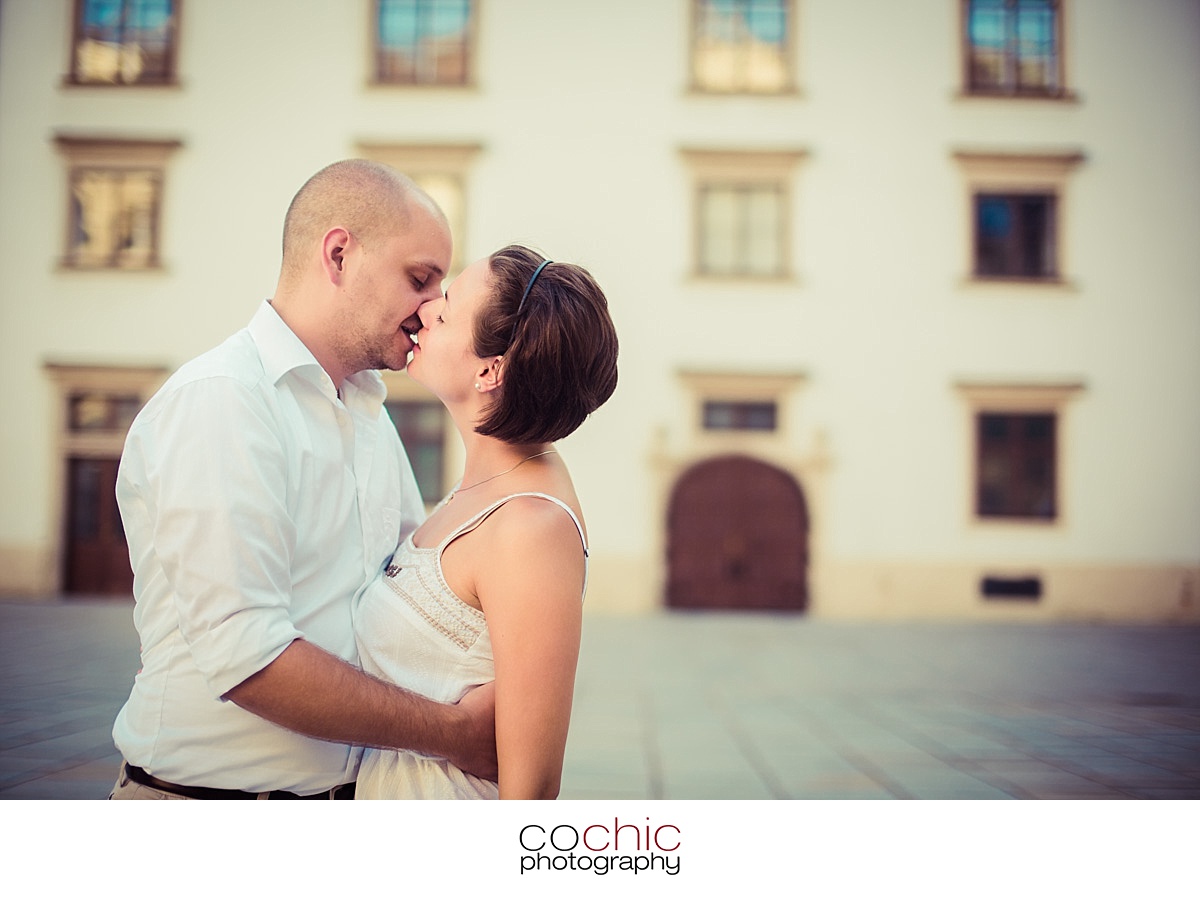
417, 297, 441, 327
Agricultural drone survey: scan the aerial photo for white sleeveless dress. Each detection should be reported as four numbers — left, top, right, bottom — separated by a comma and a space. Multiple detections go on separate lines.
353, 491, 588, 800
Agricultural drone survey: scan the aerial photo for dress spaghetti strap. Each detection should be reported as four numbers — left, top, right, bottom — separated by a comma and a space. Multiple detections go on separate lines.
438, 492, 589, 598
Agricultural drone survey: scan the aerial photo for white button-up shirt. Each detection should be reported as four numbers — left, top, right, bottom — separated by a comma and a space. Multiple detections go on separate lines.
113, 301, 424, 794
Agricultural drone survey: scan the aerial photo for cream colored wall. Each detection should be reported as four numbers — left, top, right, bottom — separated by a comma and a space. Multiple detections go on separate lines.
817, 563, 1200, 624
1, 1, 1197, 618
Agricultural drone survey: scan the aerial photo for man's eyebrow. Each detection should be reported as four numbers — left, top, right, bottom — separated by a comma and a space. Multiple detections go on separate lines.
413, 260, 445, 278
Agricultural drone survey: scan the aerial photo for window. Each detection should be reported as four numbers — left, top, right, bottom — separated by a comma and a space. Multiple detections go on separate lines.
358, 144, 481, 276
699, 183, 785, 277
953, 151, 1083, 285
55, 137, 181, 270
69, 0, 178, 86
976, 412, 1056, 519
374, 0, 472, 85
386, 400, 447, 504
681, 149, 806, 280
45, 364, 166, 439
679, 370, 806, 446
69, 392, 142, 433
975, 193, 1055, 278
963, 0, 1063, 97
691, 0, 793, 94
703, 401, 778, 431
956, 381, 1083, 524
379, 372, 455, 506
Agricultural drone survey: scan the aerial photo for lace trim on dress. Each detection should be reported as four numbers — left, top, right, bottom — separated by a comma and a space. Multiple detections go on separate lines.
380, 491, 588, 652
383, 542, 486, 652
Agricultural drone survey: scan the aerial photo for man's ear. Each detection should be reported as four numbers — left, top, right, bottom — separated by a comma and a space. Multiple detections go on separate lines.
321, 227, 352, 284
476, 357, 505, 392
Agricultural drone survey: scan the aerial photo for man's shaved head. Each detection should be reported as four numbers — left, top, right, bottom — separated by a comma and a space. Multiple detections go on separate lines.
280, 159, 440, 282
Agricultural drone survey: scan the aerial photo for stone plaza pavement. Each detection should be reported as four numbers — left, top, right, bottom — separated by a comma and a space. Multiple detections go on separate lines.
1, 599, 1198, 800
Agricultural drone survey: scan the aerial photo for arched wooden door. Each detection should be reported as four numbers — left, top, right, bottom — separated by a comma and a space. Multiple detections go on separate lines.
666, 456, 808, 612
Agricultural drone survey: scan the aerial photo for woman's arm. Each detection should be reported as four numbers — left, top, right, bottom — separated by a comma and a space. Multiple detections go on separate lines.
477, 498, 586, 800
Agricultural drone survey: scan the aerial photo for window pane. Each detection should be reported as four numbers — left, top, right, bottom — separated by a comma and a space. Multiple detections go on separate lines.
75, 0, 174, 84
703, 401, 777, 431
968, 0, 1007, 89
966, 0, 1058, 95
975, 195, 1013, 276
974, 193, 1055, 278
976, 412, 1056, 518
693, 0, 789, 93
1016, 1, 1055, 90
744, 186, 783, 275
699, 183, 785, 277
377, 0, 471, 85
1020, 194, 1055, 276
68, 169, 160, 269
69, 392, 141, 432
70, 394, 111, 431
700, 187, 738, 274
124, 0, 174, 80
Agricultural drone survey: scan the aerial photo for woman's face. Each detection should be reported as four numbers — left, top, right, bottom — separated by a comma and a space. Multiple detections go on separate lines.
406, 255, 494, 402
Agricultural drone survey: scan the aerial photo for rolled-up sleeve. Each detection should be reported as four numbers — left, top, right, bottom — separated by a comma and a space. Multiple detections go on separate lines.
130, 375, 302, 699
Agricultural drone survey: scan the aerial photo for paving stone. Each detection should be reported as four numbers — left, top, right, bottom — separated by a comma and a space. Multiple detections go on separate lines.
3, 602, 1199, 801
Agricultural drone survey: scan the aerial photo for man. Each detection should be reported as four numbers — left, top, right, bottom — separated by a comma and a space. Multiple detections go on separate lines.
110, 160, 494, 799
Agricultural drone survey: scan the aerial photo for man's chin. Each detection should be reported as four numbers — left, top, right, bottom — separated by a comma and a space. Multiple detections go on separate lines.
375, 351, 412, 373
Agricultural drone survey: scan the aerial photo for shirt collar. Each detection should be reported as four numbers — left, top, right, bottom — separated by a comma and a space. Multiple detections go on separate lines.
343, 367, 387, 409
249, 300, 324, 385
248, 300, 387, 410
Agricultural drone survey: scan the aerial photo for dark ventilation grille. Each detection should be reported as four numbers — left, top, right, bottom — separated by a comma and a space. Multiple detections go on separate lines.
981, 576, 1042, 601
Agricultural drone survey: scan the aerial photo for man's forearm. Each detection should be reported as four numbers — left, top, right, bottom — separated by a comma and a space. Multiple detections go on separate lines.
223, 639, 484, 768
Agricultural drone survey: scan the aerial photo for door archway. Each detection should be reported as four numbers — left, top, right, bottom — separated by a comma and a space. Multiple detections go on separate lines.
666, 455, 809, 611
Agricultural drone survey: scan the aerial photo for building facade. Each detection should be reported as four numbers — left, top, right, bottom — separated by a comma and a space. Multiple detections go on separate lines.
1, 0, 1197, 620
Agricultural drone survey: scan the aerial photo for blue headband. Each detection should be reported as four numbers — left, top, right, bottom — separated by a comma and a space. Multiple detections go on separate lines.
516, 259, 552, 315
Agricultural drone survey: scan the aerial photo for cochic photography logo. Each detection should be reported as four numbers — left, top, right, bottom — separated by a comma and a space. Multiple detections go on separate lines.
518, 816, 682, 876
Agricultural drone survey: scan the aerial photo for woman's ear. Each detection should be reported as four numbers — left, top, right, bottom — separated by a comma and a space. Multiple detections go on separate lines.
476, 357, 505, 392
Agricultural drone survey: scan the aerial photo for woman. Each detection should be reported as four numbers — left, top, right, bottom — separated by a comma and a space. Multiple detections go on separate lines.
354, 244, 619, 799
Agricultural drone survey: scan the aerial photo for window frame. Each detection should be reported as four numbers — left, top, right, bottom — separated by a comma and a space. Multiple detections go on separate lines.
371, 0, 475, 88
973, 191, 1058, 279
54, 135, 182, 272
680, 148, 807, 283
66, 0, 181, 87
975, 410, 1057, 520
960, 0, 1072, 100
955, 381, 1084, 528
688, 0, 797, 96
952, 150, 1083, 287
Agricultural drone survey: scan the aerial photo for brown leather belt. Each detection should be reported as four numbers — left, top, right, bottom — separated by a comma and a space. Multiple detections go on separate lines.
123, 763, 354, 800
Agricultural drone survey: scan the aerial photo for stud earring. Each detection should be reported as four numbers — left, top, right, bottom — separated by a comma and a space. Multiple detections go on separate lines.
475, 382, 482, 390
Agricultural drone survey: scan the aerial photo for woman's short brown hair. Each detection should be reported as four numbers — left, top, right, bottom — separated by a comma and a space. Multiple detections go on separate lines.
473, 245, 618, 445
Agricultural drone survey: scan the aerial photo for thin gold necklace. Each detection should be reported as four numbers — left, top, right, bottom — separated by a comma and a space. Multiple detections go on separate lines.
448, 449, 557, 501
